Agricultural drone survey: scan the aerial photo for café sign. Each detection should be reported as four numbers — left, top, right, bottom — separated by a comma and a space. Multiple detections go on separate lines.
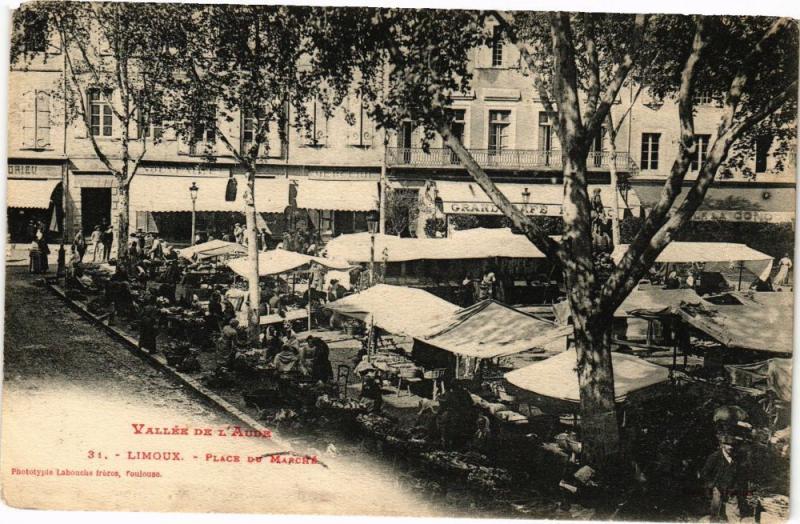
692, 209, 795, 223
446, 201, 617, 217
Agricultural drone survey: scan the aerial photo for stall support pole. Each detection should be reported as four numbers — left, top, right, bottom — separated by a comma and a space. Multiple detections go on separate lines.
369, 232, 375, 287
737, 262, 744, 291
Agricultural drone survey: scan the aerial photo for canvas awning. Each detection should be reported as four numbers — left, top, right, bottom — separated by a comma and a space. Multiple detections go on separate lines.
227, 248, 351, 278
178, 239, 247, 261
295, 179, 378, 211
326, 284, 461, 338
505, 349, 670, 404
6, 179, 61, 209
675, 292, 793, 354
420, 300, 572, 358
612, 242, 774, 281
633, 182, 796, 223
435, 181, 640, 217
615, 288, 702, 318
725, 358, 792, 401
130, 175, 290, 213
324, 228, 547, 263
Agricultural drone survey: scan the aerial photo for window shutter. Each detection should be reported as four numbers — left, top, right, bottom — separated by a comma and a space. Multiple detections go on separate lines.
35, 91, 51, 149
20, 90, 36, 149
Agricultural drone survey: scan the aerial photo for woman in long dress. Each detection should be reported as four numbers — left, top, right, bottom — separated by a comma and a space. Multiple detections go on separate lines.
775, 253, 792, 287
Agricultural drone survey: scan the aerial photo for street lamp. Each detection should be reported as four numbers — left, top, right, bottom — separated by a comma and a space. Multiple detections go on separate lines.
521, 187, 531, 214
366, 209, 380, 287
189, 181, 199, 246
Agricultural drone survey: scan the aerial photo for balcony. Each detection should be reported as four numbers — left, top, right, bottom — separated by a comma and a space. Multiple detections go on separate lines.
386, 147, 639, 172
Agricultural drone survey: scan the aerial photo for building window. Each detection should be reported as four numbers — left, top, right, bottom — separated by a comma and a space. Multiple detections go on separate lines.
88, 90, 113, 137
693, 90, 712, 105
491, 27, 503, 67
446, 108, 466, 163
19, 11, 49, 53
640, 133, 660, 170
538, 111, 555, 165
755, 135, 773, 173
690, 134, 710, 171
488, 110, 510, 153
304, 100, 326, 146
138, 108, 162, 140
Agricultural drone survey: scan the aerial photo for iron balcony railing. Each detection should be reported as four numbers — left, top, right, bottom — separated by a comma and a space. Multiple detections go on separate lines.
386, 147, 639, 172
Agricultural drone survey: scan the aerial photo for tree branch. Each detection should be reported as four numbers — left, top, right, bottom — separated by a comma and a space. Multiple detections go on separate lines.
582, 14, 647, 147
493, 11, 561, 136
582, 12, 600, 122
440, 125, 564, 263
598, 17, 707, 313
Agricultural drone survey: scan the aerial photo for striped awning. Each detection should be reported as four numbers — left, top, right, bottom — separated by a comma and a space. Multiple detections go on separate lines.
130, 175, 289, 213
295, 179, 378, 211
6, 178, 61, 209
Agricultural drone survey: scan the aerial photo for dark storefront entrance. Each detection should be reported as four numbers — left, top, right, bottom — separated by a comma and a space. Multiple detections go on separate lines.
81, 188, 111, 235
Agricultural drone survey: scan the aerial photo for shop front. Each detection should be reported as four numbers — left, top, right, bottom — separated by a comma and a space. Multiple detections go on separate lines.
129, 170, 290, 246
6, 162, 64, 243
432, 180, 640, 224
295, 170, 380, 239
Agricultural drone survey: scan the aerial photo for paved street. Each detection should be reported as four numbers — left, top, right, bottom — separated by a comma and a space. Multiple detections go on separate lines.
0, 267, 455, 516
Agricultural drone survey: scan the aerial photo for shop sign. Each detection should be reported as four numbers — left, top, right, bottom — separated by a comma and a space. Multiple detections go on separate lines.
7, 164, 62, 179
445, 201, 565, 216
137, 165, 230, 177
692, 209, 795, 223
308, 170, 380, 181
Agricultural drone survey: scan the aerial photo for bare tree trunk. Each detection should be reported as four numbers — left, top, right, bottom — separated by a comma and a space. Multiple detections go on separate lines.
243, 171, 261, 345
116, 182, 130, 261
573, 312, 619, 468
560, 149, 621, 468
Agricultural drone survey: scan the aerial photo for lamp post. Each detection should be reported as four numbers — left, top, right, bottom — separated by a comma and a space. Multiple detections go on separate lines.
367, 209, 380, 287
189, 181, 199, 246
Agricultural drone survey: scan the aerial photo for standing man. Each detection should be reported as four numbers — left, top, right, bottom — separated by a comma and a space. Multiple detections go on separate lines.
102, 224, 114, 261
90, 225, 103, 262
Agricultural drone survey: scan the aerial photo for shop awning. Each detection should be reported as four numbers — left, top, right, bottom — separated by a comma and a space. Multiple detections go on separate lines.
6, 179, 61, 209
226, 248, 351, 278
295, 179, 378, 211
421, 300, 572, 358
612, 241, 774, 281
435, 181, 640, 217
326, 284, 461, 338
505, 349, 670, 404
324, 228, 548, 263
178, 239, 247, 261
130, 175, 289, 213
633, 182, 795, 223
615, 288, 702, 318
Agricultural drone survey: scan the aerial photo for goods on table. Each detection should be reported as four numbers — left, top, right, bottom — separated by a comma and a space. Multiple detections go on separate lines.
421, 451, 512, 491
315, 394, 367, 413
356, 413, 397, 438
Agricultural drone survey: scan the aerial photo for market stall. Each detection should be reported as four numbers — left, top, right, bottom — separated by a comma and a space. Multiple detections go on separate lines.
612, 241, 775, 291
178, 239, 247, 262
504, 349, 671, 412
324, 228, 555, 303
226, 249, 352, 329
325, 283, 461, 338
673, 291, 793, 356
414, 300, 572, 380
